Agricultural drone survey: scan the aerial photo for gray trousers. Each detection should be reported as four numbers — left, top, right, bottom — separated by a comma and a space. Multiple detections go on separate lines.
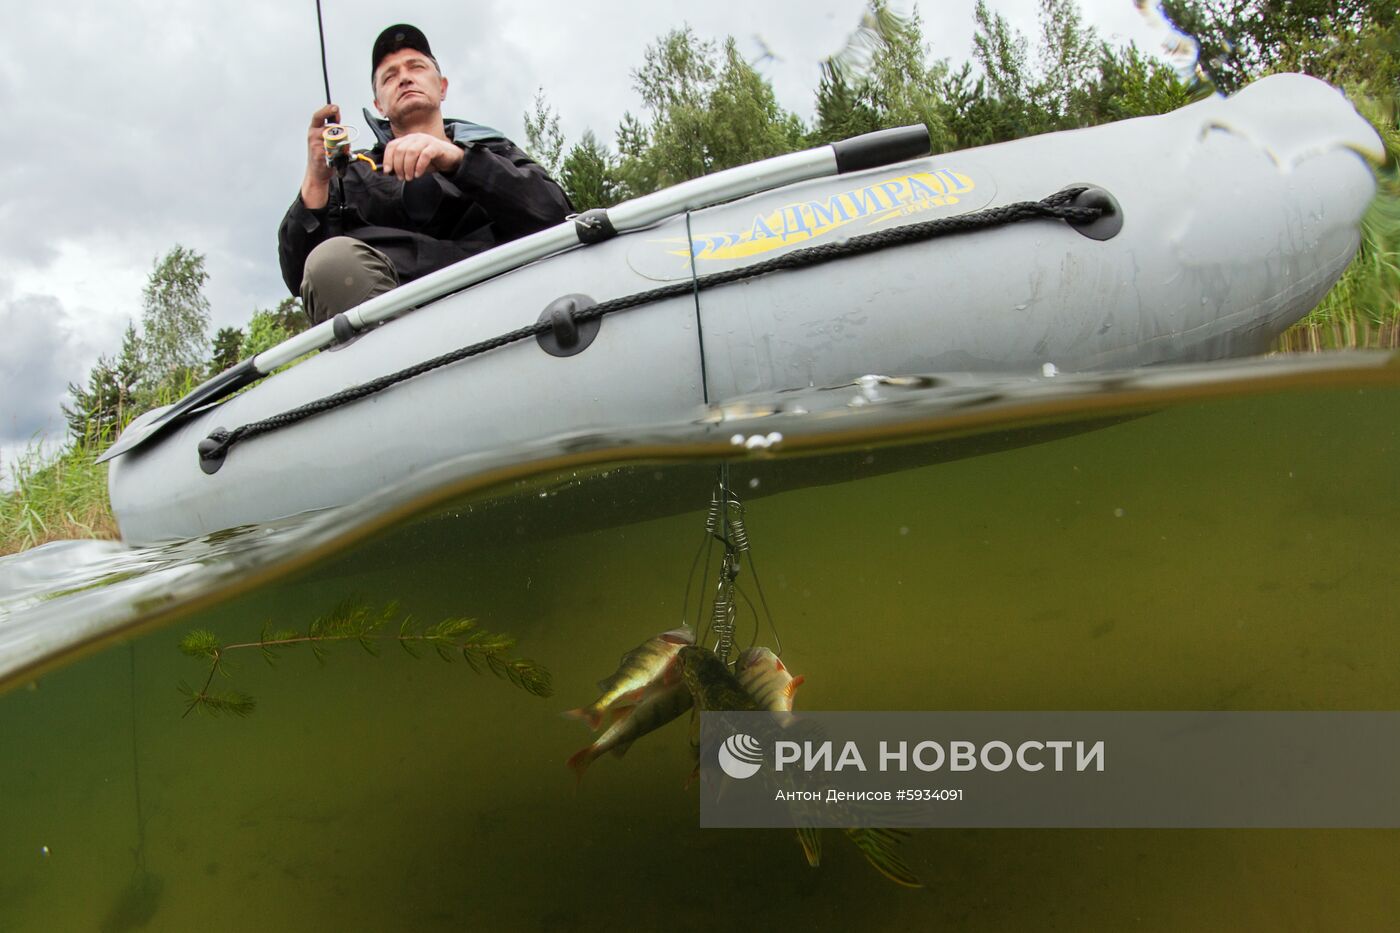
300, 237, 400, 325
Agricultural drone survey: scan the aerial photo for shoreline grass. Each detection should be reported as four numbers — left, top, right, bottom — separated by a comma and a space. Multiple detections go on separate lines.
1, 438, 118, 557
1274, 317, 1400, 352
1271, 89, 1400, 350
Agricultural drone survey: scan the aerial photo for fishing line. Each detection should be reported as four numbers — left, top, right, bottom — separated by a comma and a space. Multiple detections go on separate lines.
739, 585, 761, 651
681, 523, 709, 630
684, 210, 711, 405
694, 535, 716, 646
127, 643, 147, 874
744, 546, 781, 657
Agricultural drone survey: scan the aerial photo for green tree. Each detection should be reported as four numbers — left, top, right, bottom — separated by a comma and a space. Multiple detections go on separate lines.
270, 296, 309, 336
613, 111, 651, 198
237, 298, 308, 360
140, 245, 210, 390
812, 0, 1132, 153
1035, 0, 1099, 126
704, 39, 807, 167
523, 90, 565, 179
960, 0, 1194, 145
937, 62, 1026, 149
813, 67, 882, 145
561, 130, 622, 209
973, 0, 1034, 112
209, 326, 244, 375
811, 2, 950, 148
64, 360, 123, 443
63, 322, 143, 444
859, 5, 951, 148
821, 0, 916, 84
241, 308, 291, 359
1078, 43, 1194, 126
617, 27, 719, 194
615, 28, 806, 196
1160, 0, 1399, 95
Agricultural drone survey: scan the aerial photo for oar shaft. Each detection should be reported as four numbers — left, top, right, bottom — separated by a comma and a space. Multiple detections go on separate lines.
339, 150, 840, 336
261, 146, 845, 368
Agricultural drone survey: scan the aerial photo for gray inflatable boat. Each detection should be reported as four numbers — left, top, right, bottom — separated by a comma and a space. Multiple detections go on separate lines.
104, 73, 1383, 545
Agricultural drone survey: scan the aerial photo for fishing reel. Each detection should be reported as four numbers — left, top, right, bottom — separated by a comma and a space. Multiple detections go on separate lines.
322, 123, 353, 175
321, 123, 379, 174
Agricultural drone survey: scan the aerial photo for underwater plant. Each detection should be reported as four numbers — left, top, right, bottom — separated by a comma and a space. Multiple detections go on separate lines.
177, 599, 553, 717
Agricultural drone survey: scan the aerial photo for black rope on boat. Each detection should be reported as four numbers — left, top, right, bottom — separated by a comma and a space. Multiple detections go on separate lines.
199, 186, 1103, 467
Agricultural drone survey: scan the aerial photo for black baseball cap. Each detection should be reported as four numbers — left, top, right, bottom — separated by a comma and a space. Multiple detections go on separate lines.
371, 24, 434, 81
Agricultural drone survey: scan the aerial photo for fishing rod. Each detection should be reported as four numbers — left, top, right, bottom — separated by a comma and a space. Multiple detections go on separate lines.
315, 0, 346, 198
315, 0, 377, 190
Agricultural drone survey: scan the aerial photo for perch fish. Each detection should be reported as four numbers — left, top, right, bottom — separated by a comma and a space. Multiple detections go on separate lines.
564, 627, 693, 730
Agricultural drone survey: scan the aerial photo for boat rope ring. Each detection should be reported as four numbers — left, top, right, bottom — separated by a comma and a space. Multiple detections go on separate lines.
537, 294, 601, 357
1065, 185, 1123, 240
197, 429, 230, 475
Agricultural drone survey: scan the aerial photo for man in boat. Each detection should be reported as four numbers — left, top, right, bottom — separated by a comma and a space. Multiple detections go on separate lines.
279, 24, 573, 326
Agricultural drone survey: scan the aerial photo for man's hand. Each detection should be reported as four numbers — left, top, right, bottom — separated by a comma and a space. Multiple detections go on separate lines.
300, 103, 341, 210
383, 133, 465, 182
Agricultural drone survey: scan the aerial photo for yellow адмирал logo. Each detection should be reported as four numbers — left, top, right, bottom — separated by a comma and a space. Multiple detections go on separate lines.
677, 168, 976, 262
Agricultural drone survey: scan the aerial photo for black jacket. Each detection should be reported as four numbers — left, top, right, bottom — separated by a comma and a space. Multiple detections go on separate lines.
278, 112, 572, 295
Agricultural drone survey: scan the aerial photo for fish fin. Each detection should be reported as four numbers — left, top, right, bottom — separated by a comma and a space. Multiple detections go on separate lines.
565, 746, 596, 785
795, 827, 823, 867
843, 828, 923, 888
562, 707, 604, 731
784, 675, 806, 700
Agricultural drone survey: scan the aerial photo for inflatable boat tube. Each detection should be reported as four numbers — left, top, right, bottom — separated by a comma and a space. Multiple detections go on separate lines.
107, 73, 1383, 545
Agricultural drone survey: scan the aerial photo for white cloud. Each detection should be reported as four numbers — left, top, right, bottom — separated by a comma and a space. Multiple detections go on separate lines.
0, 288, 106, 452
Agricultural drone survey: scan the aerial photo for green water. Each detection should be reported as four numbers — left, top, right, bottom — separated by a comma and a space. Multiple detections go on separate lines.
2, 373, 1399, 930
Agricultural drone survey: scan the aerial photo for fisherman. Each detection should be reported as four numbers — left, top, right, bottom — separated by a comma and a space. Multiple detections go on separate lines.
279, 23, 573, 325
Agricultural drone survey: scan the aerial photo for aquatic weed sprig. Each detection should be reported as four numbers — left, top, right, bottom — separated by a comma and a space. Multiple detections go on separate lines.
178, 599, 553, 717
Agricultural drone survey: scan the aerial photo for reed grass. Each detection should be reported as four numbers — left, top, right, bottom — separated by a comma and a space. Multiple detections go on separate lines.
1275, 317, 1400, 352
1276, 90, 1400, 352
0, 434, 117, 557
1275, 187, 1400, 350
0, 372, 211, 555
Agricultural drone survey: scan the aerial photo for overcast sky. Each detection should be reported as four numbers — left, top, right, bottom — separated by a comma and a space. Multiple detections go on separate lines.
0, 0, 1167, 466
